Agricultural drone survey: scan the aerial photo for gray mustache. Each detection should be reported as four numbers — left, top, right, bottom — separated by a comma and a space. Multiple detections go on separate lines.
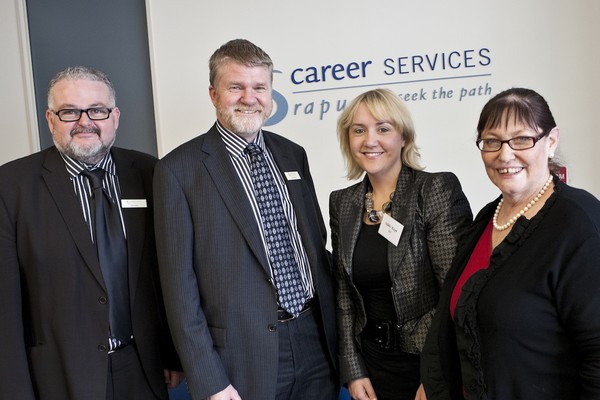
71, 127, 100, 136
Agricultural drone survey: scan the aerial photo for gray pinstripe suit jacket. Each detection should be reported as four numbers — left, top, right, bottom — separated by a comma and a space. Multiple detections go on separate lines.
154, 124, 337, 399
329, 166, 472, 384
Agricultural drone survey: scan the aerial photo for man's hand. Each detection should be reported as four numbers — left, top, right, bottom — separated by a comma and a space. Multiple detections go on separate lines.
206, 384, 241, 400
163, 369, 184, 389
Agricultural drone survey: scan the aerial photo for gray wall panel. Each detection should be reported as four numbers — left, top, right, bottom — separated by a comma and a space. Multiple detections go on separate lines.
26, 0, 157, 156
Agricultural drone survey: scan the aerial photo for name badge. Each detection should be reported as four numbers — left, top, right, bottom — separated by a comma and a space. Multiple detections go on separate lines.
378, 214, 404, 246
284, 171, 301, 180
121, 199, 147, 208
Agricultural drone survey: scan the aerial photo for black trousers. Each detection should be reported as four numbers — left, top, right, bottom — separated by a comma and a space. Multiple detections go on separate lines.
106, 343, 164, 400
276, 307, 338, 400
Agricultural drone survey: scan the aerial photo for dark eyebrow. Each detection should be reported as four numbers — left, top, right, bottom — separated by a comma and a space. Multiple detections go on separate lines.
55, 103, 108, 109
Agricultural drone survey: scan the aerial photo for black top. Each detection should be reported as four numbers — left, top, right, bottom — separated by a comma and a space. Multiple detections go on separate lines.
353, 223, 396, 321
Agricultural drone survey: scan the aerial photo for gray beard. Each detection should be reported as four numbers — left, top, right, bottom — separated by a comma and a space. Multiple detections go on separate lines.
220, 111, 268, 138
54, 137, 114, 165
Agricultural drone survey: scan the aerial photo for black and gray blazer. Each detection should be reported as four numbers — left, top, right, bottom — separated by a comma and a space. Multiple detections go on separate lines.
329, 166, 472, 384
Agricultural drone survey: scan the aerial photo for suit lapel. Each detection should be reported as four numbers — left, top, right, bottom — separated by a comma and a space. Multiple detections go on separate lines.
388, 167, 417, 279
338, 180, 367, 276
265, 134, 325, 280
265, 136, 308, 233
41, 148, 106, 288
202, 128, 271, 273
112, 149, 145, 304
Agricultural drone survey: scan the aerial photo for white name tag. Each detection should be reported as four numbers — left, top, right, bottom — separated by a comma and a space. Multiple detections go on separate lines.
284, 171, 301, 180
121, 199, 147, 208
378, 214, 404, 246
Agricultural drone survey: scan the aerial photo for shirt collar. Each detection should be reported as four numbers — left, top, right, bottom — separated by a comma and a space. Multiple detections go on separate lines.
216, 121, 265, 158
60, 151, 116, 178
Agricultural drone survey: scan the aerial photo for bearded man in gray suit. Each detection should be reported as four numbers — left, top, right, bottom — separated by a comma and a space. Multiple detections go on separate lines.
153, 39, 338, 400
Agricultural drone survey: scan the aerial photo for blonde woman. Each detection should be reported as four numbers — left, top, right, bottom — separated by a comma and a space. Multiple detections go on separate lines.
330, 89, 472, 400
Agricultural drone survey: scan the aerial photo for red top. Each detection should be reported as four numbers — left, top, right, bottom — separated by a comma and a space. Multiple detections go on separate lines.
450, 219, 493, 318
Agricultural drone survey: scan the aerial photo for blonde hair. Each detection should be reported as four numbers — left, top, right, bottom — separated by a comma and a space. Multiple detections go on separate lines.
337, 88, 423, 180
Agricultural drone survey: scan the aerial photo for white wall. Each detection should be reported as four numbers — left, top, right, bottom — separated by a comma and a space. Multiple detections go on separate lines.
0, 0, 39, 164
145, 0, 600, 217
2, 1, 598, 218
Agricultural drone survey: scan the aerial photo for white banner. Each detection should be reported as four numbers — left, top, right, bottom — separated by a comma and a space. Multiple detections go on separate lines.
146, 0, 600, 223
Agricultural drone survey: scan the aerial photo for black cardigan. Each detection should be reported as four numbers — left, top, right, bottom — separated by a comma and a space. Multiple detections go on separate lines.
421, 176, 600, 399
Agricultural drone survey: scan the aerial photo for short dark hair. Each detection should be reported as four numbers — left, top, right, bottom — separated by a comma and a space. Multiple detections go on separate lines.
477, 87, 561, 174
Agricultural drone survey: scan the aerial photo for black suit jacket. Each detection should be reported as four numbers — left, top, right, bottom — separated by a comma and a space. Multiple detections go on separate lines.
0, 146, 179, 400
154, 124, 337, 399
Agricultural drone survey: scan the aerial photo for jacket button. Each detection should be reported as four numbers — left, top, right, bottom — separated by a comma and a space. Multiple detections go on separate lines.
98, 296, 107, 304
98, 344, 107, 352
268, 324, 277, 332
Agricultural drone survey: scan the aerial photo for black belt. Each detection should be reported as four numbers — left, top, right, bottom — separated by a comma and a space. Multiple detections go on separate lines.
277, 298, 315, 322
362, 319, 402, 351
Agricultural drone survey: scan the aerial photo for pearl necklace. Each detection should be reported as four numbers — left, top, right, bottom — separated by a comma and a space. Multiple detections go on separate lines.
365, 190, 394, 224
493, 175, 553, 231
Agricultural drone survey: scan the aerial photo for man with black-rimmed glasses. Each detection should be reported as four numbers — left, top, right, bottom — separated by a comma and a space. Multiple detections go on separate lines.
0, 66, 182, 400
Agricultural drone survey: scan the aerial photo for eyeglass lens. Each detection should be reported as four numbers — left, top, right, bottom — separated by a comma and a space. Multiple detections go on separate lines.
56, 108, 111, 121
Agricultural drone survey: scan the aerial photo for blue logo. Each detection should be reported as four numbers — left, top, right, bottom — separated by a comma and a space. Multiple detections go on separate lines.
265, 70, 288, 126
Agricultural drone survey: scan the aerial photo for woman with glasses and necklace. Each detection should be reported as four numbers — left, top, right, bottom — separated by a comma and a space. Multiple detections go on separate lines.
330, 88, 472, 400
421, 88, 600, 399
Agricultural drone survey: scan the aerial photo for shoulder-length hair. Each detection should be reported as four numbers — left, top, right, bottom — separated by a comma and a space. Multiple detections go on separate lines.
337, 88, 423, 180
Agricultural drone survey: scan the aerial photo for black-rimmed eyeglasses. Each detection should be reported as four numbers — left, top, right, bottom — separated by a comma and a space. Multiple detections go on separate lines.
476, 132, 548, 152
53, 108, 113, 122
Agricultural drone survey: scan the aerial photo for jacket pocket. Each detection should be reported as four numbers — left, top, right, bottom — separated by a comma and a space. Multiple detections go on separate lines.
209, 325, 227, 348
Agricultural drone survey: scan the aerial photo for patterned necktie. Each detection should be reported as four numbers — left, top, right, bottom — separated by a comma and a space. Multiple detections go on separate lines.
245, 143, 305, 316
81, 168, 132, 342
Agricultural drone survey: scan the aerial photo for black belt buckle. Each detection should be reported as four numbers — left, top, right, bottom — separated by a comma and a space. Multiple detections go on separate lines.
277, 309, 295, 322
372, 320, 400, 351
277, 299, 313, 322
